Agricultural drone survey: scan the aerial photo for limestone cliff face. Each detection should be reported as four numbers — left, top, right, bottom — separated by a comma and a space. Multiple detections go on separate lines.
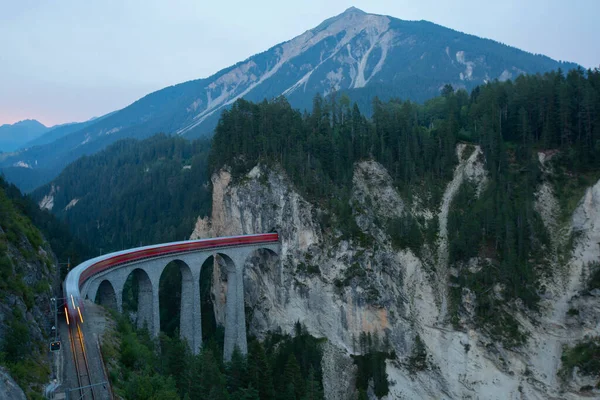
0, 367, 26, 400
0, 214, 57, 396
191, 146, 600, 400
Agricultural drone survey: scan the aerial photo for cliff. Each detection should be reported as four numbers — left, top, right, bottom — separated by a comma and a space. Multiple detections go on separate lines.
0, 181, 57, 398
191, 144, 599, 399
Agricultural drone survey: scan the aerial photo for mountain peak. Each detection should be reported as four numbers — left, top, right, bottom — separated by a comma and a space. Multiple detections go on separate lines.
343, 6, 366, 14
0, 119, 49, 153
0, 119, 46, 129
17, 119, 46, 127
312, 6, 378, 36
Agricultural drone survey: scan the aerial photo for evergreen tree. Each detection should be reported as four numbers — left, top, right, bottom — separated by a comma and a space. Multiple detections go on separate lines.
226, 347, 248, 394
248, 341, 275, 400
283, 354, 304, 400
301, 367, 324, 400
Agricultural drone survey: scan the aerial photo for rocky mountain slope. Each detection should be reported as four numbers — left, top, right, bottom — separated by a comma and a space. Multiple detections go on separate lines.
0, 178, 58, 398
22, 114, 112, 150
31, 70, 599, 398
0, 7, 578, 192
190, 147, 600, 399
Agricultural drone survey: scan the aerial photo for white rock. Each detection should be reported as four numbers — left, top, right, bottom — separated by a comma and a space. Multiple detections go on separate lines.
190, 149, 600, 399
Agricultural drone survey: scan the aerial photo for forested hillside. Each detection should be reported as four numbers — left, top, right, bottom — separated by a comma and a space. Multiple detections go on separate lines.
210, 67, 600, 343
32, 135, 212, 254
102, 318, 325, 400
0, 120, 48, 152
39, 68, 600, 335
0, 176, 92, 397
0, 7, 579, 194
0, 177, 56, 397
32, 67, 600, 398
1, 179, 91, 277
212, 68, 600, 190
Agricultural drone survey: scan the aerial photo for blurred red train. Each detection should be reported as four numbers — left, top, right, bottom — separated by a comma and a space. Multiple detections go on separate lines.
63, 233, 279, 325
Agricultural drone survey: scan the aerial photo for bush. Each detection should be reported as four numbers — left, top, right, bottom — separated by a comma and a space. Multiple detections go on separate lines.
588, 262, 600, 291
559, 338, 600, 380
1, 310, 31, 364
408, 335, 428, 372
567, 308, 579, 316
352, 332, 392, 398
387, 214, 424, 253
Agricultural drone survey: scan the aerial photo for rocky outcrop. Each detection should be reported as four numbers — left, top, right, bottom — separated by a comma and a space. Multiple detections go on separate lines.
0, 238, 55, 358
0, 194, 57, 396
191, 146, 600, 399
0, 368, 26, 400
38, 184, 57, 211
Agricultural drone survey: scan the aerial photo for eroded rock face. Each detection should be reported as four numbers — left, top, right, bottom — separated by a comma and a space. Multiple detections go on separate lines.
0, 237, 55, 396
191, 147, 600, 399
0, 368, 26, 400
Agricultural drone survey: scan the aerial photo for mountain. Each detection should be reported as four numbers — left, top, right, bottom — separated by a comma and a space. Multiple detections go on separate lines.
0, 177, 56, 396
35, 71, 600, 397
31, 135, 212, 253
0, 7, 580, 192
21, 112, 116, 149
0, 177, 90, 395
0, 120, 48, 152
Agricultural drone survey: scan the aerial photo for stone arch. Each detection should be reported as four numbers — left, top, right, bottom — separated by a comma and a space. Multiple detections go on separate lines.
214, 252, 237, 273
197, 252, 237, 338
197, 253, 237, 318
123, 268, 154, 332
241, 248, 280, 337
94, 279, 117, 311
158, 259, 192, 336
241, 247, 279, 273
241, 247, 281, 299
211, 251, 248, 360
198, 255, 221, 343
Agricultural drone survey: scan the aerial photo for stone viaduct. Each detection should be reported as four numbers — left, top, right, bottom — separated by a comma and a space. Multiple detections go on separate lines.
80, 241, 279, 360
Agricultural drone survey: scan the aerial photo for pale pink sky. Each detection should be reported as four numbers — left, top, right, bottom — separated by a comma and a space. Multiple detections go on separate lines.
0, 0, 597, 126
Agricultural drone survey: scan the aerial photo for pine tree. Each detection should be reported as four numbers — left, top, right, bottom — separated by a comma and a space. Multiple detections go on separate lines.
248, 341, 275, 400
283, 354, 303, 400
199, 349, 227, 399
226, 347, 248, 394
301, 367, 324, 400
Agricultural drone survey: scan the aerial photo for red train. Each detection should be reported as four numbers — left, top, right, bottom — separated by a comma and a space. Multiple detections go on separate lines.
63, 233, 279, 325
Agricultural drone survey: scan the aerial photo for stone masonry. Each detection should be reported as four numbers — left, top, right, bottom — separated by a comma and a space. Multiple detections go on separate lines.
81, 243, 278, 360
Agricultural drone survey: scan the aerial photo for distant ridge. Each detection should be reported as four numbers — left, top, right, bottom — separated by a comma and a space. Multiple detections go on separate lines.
0, 7, 579, 192
22, 112, 116, 149
0, 120, 48, 152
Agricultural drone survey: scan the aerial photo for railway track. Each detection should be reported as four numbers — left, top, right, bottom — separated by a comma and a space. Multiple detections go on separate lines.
68, 323, 96, 399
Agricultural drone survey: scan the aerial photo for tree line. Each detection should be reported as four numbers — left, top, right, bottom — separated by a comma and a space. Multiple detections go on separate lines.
210, 68, 600, 344
106, 318, 324, 400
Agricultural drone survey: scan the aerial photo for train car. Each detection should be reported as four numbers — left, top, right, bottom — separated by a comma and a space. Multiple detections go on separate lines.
63, 233, 279, 326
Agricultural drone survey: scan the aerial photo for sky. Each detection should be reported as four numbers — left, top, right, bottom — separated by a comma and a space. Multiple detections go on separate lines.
0, 0, 598, 127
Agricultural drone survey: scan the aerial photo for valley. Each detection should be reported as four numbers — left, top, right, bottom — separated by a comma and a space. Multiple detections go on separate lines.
0, 7, 577, 193
0, 5, 599, 400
